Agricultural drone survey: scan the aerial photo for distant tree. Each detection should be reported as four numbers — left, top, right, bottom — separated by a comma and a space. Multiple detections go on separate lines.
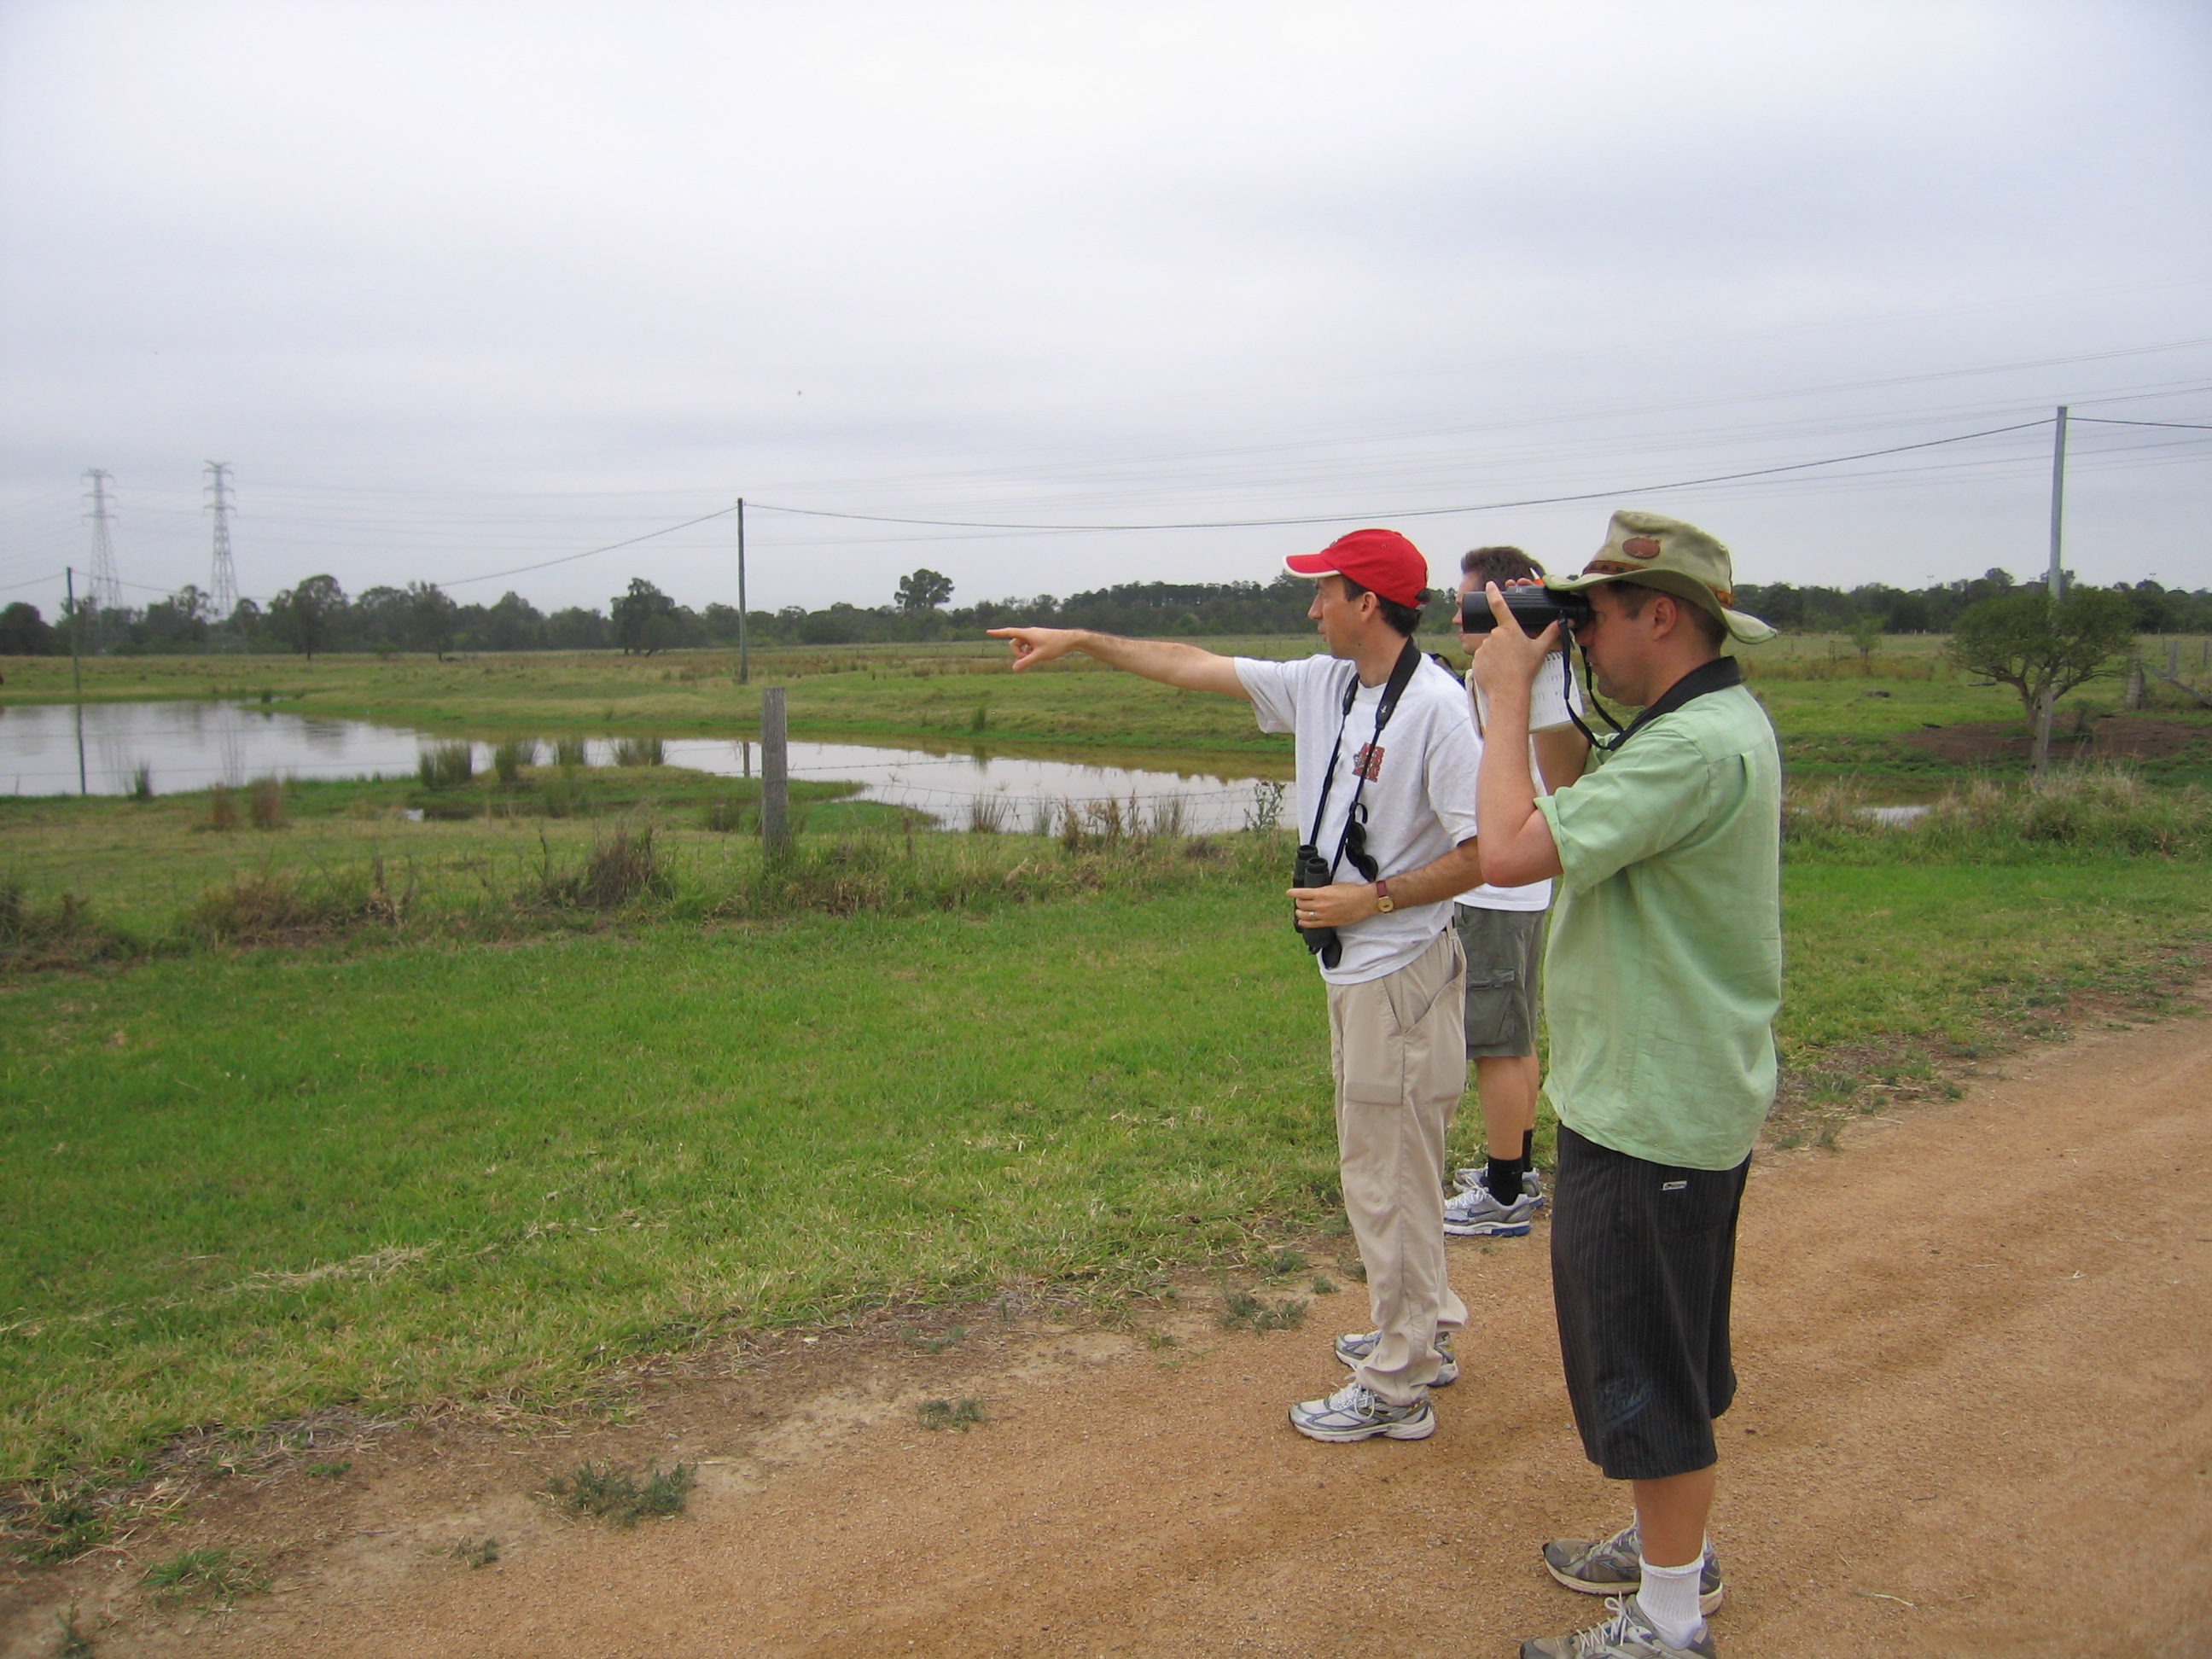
611, 578, 681, 655
0, 601, 58, 655
407, 581, 458, 660
1947, 586, 2137, 782
1845, 616, 1882, 672
895, 568, 954, 613
270, 574, 347, 660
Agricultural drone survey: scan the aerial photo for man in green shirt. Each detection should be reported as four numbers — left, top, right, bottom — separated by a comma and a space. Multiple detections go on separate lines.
1470, 510, 1781, 1659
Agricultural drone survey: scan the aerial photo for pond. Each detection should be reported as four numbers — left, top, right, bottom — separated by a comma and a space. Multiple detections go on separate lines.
0, 701, 1284, 833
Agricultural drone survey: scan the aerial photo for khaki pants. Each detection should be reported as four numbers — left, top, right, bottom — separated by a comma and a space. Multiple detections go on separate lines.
1327, 925, 1470, 1405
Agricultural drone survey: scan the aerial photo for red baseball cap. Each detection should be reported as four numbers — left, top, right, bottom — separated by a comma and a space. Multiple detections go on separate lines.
1283, 528, 1430, 608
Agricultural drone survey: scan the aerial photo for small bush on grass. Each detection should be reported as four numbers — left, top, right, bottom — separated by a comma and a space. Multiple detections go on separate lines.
492, 737, 538, 783
0, 882, 128, 972
538, 825, 672, 911
417, 742, 474, 789
191, 872, 374, 945
143, 1546, 268, 1605
247, 775, 286, 830
916, 1397, 986, 1431
705, 795, 752, 833
206, 784, 239, 831
544, 1461, 693, 1526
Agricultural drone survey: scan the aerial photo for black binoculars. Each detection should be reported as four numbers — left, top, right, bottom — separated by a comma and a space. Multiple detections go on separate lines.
1458, 585, 1593, 637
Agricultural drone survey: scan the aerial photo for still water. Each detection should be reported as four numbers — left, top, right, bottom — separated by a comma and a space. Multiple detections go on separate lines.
0, 701, 1281, 832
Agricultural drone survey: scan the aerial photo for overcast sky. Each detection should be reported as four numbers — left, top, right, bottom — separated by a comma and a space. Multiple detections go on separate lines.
3, 1, 2208, 621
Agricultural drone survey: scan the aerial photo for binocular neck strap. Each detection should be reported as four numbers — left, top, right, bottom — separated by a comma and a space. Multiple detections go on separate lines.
1305, 638, 1423, 880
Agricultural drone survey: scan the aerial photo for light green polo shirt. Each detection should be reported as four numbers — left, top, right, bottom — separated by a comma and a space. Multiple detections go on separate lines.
1535, 683, 1783, 1170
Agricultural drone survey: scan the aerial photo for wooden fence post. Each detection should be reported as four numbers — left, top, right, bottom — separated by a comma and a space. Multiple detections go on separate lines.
760, 687, 790, 858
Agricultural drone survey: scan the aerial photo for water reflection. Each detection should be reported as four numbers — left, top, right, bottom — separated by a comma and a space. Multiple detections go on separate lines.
0, 701, 1282, 831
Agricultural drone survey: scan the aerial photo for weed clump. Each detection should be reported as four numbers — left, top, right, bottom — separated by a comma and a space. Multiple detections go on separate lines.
206, 784, 239, 831
1219, 1289, 1308, 1332
553, 736, 591, 768
544, 1460, 693, 1527
538, 825, 672, 910
4, 1483, 108, 1564
0, 882, 127, 972
916, 1396, 986, 1431
247, 775, 287, 830
52, 1597, 94, 1656
611, 736, 665, 768
491, 737, 538, 783
143, 1546, 269, 1605
451, 1535, 499, 1568
417, 742, 474, 789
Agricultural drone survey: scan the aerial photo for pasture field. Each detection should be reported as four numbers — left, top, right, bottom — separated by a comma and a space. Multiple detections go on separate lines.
7, 633, 2209, 782
3, 762, 2210, 1487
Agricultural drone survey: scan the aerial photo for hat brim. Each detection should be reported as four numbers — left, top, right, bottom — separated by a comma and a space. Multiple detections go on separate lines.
1547, 568, 1776, 644
1282, 552, 1339, 579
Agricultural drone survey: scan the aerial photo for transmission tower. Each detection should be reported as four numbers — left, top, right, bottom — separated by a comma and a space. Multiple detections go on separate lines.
83, 469, 124, 620
206, 461, 239, 643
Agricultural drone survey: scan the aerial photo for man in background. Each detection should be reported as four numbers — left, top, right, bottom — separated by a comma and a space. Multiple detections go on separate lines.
1441, 546, 1587, 1241
1470, 510, 1781, 1659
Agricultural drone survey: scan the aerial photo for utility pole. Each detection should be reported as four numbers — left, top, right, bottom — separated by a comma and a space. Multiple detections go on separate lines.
2029, 406, 2069, 785
736, 497, 750, 685
206, 461, 239, 649
66, 566, 82, 695
83, 470, 123, 645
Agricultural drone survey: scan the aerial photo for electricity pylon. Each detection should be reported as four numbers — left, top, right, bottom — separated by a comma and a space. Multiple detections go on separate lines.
83, 470, 123, 643
206, 461, 240, 646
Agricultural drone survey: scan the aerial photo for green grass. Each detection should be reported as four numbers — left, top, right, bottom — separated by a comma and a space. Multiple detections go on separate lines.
544, 1460, 693, 1526
2, 842, 2207, 1488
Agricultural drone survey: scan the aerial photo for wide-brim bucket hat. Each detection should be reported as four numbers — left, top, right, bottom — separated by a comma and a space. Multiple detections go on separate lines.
1545, 510, 1776, 643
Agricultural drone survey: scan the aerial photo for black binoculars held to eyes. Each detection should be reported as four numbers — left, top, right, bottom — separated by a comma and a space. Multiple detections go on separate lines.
1458, 585, 1594, 637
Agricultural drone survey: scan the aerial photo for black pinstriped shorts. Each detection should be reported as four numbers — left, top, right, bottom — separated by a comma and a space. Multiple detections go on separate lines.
1550, 1123, 1749, 1482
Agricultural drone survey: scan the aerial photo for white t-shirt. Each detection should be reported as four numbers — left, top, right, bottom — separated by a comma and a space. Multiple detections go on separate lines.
1455, 652, 1586, 914
1236, 651, 1481, 987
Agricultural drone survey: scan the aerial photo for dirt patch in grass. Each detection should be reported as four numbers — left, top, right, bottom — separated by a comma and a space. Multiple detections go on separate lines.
1902, 713, 2210, 766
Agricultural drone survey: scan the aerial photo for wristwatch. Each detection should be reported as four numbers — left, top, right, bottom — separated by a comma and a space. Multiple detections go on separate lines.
1374, 877, 1395, 914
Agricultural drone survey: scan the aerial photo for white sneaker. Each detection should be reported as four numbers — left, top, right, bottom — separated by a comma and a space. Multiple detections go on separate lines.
1287, 1381, 1435, 1442
1453, 1162, 1545, 1206
1333, 1327, 1458, 1386
1444, 1182, 1537, 1237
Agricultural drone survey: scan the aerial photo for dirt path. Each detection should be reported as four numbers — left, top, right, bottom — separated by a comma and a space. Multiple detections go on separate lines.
9, 1005, 2209, 1658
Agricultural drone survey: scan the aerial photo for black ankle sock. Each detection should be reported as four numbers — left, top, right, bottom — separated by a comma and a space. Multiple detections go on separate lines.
1487, 1154, 1522, 1205
1520, 1129, 1536, 1166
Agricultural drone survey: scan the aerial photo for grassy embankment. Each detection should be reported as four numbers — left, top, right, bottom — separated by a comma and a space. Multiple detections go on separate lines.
8, 632, 2209, 783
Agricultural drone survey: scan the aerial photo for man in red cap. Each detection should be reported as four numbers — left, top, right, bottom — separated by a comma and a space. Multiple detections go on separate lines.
992, 528, 1484, 1441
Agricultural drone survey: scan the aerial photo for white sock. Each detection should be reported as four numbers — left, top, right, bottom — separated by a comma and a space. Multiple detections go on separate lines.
1634, 1551, 1706, 1650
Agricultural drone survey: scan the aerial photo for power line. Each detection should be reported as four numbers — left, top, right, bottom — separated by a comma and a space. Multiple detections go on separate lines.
748, 420, 2058, 534
439, 505, 739, 589
2071, 416, 2212, 431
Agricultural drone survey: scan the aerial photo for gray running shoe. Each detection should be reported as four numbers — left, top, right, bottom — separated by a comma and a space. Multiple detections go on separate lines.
1544, 1518, 1725, 1615
1288, 1381, 1435, 1442
1519, 1595, 1714, 1659
1333, 1327, 1458, 1386
1453, 1163, 1546, 1206
1444, 1181, 1537, 1237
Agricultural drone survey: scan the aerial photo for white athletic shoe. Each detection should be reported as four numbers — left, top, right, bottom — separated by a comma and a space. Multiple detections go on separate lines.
1333, 1327, 1458, 1386
1287, 1381, 1436, 1442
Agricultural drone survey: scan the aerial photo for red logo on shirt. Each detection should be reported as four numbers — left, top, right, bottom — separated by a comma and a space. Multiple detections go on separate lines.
1353, 742, 1385, 781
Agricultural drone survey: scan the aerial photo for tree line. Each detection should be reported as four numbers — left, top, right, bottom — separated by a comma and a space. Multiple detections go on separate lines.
2, 563, 2208, 660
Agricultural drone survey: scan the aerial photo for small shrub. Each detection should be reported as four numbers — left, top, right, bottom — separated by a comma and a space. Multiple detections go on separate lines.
967, 793, 1009, 834
491, 737, 538, 783
207, 784, 239, 831
1254, 1247, 1307, 1279
416, 742, 474, 789
705, 795, 751, 833
247, 775, 286, 830
143, 1546, 268, 1605
129, 760, 154, 800
544, 1461, 693, 1527
540, 825, 672, 911
1244, 779, 1287, 834
553, 736, 590, 768
916, 1397, 986, 1431
451, 1536, 499, 1568
611, 736, 665, 767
